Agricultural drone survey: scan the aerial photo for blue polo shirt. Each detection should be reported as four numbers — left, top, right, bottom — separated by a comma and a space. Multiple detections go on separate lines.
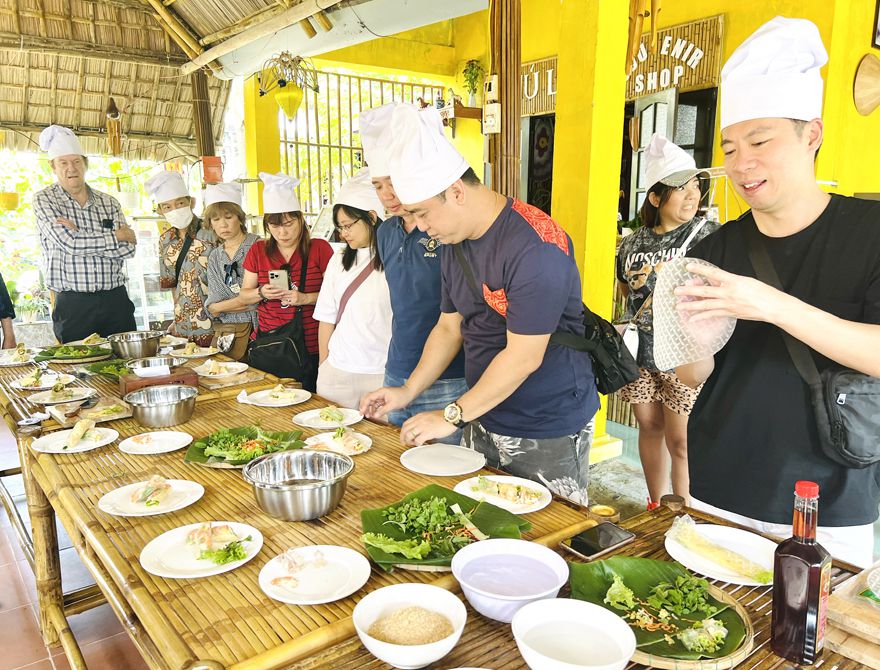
378, 216, 466, 380
440, 198, 598, 438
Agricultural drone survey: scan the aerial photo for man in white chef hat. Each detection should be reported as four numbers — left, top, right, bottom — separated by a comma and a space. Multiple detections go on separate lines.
357, 103, 468, 435
237, 173, 334, 392
33, 125, 137, 342
360, 105, 600, 505
145, 171, 215, 344
674, 17, 880, 568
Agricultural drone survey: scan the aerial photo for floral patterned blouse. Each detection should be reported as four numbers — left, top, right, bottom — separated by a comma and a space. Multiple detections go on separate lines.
158, 220, 217, 346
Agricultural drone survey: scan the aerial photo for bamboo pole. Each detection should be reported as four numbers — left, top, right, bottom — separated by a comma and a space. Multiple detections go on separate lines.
144, 0, 202, 57
47, 603, 88, 670
181, 0, 346, 76
298, 18, 317, 39
488, 0, 521, 197
190, 70, 215, 156
313, 10, 333, 32
0, 32, 186, 66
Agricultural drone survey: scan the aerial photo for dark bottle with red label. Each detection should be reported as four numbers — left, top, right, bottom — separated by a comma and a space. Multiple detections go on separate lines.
771, 480, 832, 664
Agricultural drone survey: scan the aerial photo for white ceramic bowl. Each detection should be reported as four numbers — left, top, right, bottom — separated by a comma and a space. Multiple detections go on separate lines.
451, 538, 568, 623
511, 598, 636, 670
352, 583, 467, 669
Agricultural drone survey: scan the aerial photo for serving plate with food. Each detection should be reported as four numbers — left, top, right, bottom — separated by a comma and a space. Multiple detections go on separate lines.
663, 515, 775, 587
242, 385, 311, 407
304, 429, 372, 456
171, 343, 218, 359
48, 398, 132, 427
0, 344, 36, 366
184, 426, 305, 468
98, 476, 204, 517
67, 333, 109, 346
35, 344, 113, 363
453, 475, 552, 515
258, 545, 371, 605
192, 359, 248, 379
360, 484, 531, 572
31, 420, 119, 454
569, 556, 754, 668
28, 384, 96, 405
159, 334, 188, 347
293, 405, 363, 429
118, 431, 193, 455
139, 521, 262, 578
11, 370, 75, 391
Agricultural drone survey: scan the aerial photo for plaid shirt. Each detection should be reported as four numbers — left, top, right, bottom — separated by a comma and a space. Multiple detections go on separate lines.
33, 183, 136, 293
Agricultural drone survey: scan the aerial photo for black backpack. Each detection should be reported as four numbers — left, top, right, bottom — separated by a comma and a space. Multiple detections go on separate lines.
549, 305, 640, 395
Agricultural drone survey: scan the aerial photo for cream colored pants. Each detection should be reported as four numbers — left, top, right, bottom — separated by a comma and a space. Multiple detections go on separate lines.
316, 360, 386, 411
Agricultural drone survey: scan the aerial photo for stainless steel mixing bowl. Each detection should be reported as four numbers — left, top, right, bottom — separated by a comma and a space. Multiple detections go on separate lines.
127, 356, 186, 371
107, 331, 163, 359
123, 384, 198, 427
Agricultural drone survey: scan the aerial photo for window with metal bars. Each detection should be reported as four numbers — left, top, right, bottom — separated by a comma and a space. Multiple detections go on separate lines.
279, 70, 446, 222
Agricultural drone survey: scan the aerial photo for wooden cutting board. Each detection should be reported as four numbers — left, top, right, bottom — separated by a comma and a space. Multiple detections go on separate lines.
828, 562, 880, 644
198, 368, 265, 390
47, 398, 132, 428
827, 625, 880, 669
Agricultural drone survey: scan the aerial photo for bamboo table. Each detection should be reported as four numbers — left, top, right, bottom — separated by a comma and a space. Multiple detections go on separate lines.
0, 361, 597, 670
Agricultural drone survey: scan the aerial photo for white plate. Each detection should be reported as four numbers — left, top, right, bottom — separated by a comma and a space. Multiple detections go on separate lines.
67, 336, 109, 346
245, 388, 312, 407
139, 521, 262, 579
664, 523, 776, 586
31, 427, 119, 454
160, 335, 187, 347
118, 431, 194, 455
304, 432, 372, 456
98, 479, 204, 517
293, 407, 363, 429
28, 387, 96, 405
453, 475, 551, 514
258, 545, 371, 605
171, 346, 219, 359
0, 353, 35, 366
11, 373, 75, 391
192, 360, 249, 378
400, 444, 486, 477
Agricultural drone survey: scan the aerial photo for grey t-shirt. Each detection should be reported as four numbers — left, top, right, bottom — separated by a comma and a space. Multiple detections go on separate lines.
615, 217, 719, 370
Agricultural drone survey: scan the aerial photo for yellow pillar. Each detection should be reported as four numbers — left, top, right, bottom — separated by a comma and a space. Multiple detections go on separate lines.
551, 0, 628, 463
243, 76, 282, 213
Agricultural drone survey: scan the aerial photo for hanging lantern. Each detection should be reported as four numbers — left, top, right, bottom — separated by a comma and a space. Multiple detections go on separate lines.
254, 52, 319, 120
105, 97, 122, 156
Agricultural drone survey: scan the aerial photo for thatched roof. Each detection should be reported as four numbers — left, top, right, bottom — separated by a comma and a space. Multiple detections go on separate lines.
0, 0, 230, 161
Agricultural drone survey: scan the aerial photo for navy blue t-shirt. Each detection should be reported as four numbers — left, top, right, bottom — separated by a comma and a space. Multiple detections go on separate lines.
440, 198, 598, 438
378, 216, 466, 380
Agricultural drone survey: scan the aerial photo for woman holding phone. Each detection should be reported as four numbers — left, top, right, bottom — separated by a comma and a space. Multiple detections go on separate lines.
239, 172, 333, 391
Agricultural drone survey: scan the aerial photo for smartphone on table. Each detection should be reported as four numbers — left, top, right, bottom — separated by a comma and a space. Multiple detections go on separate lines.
559, 522, 636, 561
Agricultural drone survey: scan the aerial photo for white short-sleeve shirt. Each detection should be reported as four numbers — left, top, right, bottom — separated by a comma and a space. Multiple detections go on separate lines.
313, 247, 392, 375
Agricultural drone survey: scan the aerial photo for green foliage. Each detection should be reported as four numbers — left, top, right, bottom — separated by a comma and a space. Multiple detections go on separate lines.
462, 59, 485, 96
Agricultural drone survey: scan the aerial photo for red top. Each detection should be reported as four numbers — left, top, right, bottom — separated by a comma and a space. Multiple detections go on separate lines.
795, 481, 819, 498
243, 238, 334, 354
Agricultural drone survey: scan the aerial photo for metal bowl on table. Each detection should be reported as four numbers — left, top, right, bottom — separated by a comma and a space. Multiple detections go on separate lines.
243, 450, 354, 521
107, 331, 163, 359
127, 356, 186, 371
123, 384, 197, 427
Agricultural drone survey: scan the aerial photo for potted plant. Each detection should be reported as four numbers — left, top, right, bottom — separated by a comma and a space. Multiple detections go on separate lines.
462, 59, 485, 107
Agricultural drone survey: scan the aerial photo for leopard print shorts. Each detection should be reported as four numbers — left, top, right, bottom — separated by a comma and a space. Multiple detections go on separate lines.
617, 367, 701, 415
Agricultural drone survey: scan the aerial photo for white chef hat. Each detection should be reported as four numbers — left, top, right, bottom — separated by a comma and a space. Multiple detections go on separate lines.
387, 104, 471, 205
144, 171, 189, 204
336, 168, 384, 214
39, 125, 84, 159
260, 172, 301, 214
204, 182, 242, 207
644, 134, 707, 190
358, 102, 399, 178
720, 16, 828, 130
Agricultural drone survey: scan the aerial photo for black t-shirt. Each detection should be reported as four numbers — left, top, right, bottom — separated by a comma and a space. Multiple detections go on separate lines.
688, 195, 880, 526
0, 273, 14, 320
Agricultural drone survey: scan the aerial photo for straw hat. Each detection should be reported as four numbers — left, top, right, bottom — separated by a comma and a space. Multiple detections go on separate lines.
854, 53, 880, 116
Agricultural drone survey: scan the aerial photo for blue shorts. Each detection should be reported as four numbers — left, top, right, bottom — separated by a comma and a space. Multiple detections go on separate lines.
383, 372, 468, 444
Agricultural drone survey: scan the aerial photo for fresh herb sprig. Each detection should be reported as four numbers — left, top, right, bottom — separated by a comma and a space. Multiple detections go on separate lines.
199, 536, 252, 565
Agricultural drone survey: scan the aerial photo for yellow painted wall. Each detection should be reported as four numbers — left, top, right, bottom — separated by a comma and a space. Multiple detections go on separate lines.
522, 0, 561, 62
242, 76, 281, 213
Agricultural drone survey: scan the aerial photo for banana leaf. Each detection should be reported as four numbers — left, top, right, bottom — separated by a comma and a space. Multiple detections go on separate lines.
569, 556, 747, 660
35, 345, 112, 362
184, 426, 304, 467
360, 484, 531, 572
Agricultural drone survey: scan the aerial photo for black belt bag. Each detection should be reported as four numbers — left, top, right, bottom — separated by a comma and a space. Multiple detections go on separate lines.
747, 226, 880, 468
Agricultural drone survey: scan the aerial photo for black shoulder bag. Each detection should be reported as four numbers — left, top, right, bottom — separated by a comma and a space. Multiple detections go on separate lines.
248, 248, 316, 384
453, 244, 638, 395
746, 225, 880, 468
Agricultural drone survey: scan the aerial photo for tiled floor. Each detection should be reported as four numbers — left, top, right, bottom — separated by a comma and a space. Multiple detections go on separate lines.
0, 422, 147, 670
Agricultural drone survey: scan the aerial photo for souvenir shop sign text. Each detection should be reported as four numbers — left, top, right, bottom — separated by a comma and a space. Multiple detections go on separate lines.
626, 15, 723, 100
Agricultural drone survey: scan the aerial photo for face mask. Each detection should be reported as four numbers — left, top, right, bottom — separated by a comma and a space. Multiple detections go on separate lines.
164, 207, 193, 229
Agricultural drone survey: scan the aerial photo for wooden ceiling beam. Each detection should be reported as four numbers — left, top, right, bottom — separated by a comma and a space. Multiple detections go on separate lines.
143, 0, 201, 58
0, 121, 197, 146
0, 33, 186, 66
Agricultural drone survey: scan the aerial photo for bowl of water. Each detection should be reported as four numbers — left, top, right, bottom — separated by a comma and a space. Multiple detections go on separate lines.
511, 598, 636, 670
450, 538, 568, 623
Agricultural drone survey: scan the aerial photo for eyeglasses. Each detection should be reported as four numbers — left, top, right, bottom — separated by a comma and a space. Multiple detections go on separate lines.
334, 218, 362, 234
223, 261, 239, 287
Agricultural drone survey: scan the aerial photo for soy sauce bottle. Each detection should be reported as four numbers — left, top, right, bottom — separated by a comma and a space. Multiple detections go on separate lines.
770, 480, 832, 664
